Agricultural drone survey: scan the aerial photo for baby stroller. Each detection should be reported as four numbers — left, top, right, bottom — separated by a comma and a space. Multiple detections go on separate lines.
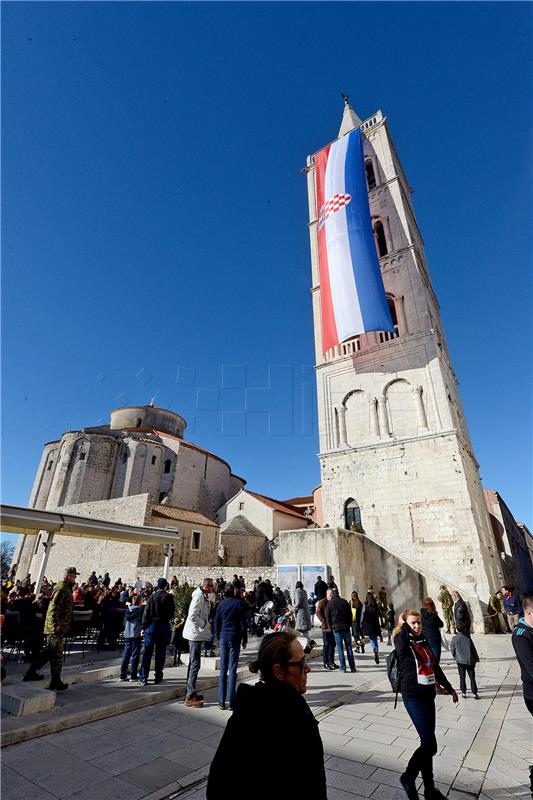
250, 600, 275, 636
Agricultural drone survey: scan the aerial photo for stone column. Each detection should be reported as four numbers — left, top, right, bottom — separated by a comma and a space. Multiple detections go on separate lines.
34, 531, 55, 595
378, 398, 390, 437
337, 406, 348, 447
163, 544, 175, 580
414, 386, 428, 431
397, 295, 408, 335
370, 398, 380, 437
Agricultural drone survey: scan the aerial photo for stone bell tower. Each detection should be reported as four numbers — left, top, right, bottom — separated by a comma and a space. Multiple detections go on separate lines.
305, 100, 501, 602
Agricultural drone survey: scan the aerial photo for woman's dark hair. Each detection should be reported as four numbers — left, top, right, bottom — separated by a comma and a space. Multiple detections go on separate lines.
295, 581, 303, 590
365, 592, 378, 613
249, 631, 296, 683
224, 585, 236, 598
423, 597, 436, 613
351, 591, 362, 609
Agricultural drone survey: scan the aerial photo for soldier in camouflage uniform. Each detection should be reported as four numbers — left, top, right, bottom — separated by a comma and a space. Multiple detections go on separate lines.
24, 566, 78, 690
438, 584, 455, 634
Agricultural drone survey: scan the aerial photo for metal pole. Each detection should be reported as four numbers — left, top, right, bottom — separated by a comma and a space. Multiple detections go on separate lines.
34, 531, 54, 594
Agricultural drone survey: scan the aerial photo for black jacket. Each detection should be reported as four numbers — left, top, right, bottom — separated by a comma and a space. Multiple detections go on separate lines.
394, 625, 454, 700
142, 589, 175, 627
325, 596, 351, 632
453, 600, 471, 633
314, 578, 328, 601
421, 609, 444, 644
207, 681, 326, 800
362, 606, 381, 638
512, 618, 533, 699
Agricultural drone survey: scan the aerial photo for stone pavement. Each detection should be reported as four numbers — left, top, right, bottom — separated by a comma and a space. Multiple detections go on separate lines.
2, 634, 531, 800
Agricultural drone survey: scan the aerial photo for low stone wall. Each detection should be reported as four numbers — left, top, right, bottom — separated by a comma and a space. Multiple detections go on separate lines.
138, 565, 276, 588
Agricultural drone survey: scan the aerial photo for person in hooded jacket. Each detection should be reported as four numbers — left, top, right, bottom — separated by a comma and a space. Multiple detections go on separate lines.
394, 609, 458, 800
206, 631, 326, 800
362, 591, 382, 664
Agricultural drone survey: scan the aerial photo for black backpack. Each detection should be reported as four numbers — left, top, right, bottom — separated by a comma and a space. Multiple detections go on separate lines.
386, 649, 402, 708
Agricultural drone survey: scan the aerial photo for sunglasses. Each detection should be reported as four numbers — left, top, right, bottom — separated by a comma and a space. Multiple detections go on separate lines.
286, 658, 308, 671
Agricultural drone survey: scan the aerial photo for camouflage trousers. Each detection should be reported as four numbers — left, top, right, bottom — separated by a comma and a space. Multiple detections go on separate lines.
35, 634, 64, 676
443, 608, 454, 633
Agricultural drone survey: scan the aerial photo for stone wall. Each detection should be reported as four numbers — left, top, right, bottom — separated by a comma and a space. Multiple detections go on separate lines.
275, 527, 485, 631
146, 565, 276, 588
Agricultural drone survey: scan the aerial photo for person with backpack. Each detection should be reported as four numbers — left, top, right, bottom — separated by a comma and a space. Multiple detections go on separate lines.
394, 608, 458, 800
450, 624, 480, 699
325, 589, 356, 672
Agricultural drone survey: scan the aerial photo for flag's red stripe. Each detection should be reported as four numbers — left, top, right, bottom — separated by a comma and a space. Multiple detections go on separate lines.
316, 145, 338, 352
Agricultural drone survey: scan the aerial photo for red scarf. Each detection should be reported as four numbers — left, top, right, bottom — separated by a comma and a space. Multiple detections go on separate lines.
410, 637, 436, 685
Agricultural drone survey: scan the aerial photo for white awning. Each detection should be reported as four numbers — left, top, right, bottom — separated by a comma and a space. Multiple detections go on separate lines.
1, 504, 179, 546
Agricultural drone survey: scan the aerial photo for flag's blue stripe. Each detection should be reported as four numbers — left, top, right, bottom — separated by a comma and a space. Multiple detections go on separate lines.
344, 129, 395, 333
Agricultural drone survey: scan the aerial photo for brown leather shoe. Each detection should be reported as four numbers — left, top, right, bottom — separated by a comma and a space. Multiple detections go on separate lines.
185, 696, 203, 708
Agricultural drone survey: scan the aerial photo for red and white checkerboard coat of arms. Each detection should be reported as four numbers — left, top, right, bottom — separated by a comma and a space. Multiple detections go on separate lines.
318, 193, 351, 229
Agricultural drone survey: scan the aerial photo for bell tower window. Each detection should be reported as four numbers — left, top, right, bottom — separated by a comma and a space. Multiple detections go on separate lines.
164, 458, 172, 474
365, 160, 377, 190
374, 220, 388, 257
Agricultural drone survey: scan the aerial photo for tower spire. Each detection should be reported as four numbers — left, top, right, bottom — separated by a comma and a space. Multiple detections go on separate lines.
338, 93, 362, 137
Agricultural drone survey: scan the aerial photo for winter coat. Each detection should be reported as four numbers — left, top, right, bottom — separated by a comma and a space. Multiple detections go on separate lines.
512, 618, 533, 700
316, 598, 331, 631
450, 632, 479, 666
308, 594, 317, 615
362, 605, 381, 638
314, 578, 328, 601
207, 681, 326, 800
214, 597, 248, 645
325, 596, 352, 633
124, 605, 143, 639
183, 587, 212, 641
294, 587, 312, 632
394, 624, 454, 700
421, 609, 444, 644
43, 580, 74, 635
453, 600, 472, 632
142, 589, 175, 628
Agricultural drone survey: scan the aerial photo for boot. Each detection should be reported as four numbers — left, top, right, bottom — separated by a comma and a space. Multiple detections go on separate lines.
23, 666, 44, 682
374, 652, 380, 665
49, 675, 68, 691
400, 773, 419, 800
424, 788, 447, 800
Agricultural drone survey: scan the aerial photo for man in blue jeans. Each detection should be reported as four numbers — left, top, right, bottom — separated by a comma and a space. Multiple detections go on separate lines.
183, 577, 215, 708
215, 585, 248, 709
139, 578, 176, 685
325, 588, 356, 672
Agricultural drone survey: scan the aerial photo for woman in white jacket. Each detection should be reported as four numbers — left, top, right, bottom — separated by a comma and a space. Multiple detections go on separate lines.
183, 578, 214, 707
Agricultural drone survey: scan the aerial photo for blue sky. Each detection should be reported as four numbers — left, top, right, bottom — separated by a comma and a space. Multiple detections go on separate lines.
2, 2, 531, 547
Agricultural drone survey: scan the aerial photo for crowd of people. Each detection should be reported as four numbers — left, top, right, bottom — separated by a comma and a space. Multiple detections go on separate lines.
2, 565, 532, 798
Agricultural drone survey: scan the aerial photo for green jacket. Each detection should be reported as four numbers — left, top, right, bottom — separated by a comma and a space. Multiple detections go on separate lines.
438, 589, 453, 610
44, 580, 74, 635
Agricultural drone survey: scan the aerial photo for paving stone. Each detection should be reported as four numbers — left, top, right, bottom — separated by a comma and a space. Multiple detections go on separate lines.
62, 776, 145, 800
371, 784, 407, 799
0, 765, 57, 800
368, 768, 411, 789
53, 733, 126, 760
120, 757, 191, 791
325, 756, 375, 779
326, 769, 380, 797
163, 740, 218, 770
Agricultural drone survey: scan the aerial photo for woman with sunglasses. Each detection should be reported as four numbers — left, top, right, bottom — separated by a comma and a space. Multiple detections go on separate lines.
207, 631, 326, 799
394, 609, 458, 800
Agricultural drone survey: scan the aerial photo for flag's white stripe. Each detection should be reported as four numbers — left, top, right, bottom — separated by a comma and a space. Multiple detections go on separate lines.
324, 137, 364, 341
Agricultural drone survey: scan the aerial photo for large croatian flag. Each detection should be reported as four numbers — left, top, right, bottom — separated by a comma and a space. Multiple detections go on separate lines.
315, 127, 394, 353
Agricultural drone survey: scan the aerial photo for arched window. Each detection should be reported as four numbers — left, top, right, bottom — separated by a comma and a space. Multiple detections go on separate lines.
374, 220, 388, 257
365, 160, 376, 190
136, 418, 142, 428
344, 498, 362, 531
164, 458, 172, 474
